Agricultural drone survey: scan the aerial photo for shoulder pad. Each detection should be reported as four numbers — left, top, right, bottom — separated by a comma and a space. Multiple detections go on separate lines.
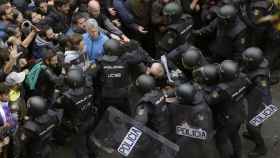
239, 73, 252, 84
239, 72, 247, 78
259, 58, 269, 68
249, 68, 270, 79
180, 14, 193, 21
102, 55, 119, 62
217, 83, 228, 91
140, 90, 164, 105
24, 121, 39, 133
47, 109, 57, 117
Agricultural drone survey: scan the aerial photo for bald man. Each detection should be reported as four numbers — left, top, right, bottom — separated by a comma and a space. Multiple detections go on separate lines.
145, 62, 170, 89
88, 0, 129, 42
146, 63, 165, 79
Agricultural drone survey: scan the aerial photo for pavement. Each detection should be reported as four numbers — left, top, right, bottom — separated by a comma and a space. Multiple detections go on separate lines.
53, 84, 280, 158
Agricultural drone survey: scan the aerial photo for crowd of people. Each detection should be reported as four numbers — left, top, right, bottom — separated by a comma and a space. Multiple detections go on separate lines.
0, 0, 279, 158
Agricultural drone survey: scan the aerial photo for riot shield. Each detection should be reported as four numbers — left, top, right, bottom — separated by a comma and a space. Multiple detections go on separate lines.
90, 106, 179, 158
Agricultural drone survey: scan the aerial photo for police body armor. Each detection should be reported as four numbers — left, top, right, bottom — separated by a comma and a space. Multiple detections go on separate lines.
210, 17, 248, 60
239, 0, 273, 46
245, 59, 271, 119
246, 59, 270, 82
214, 74, 252, 127
90, 107, 179, 158
137, 89, 172, 138
23, 110, 59, 158
218, 73, 252, 102
99, 55, 130, 98
169, 92, 217, 158
63, 86, 96, 131
158, 14, 193, 53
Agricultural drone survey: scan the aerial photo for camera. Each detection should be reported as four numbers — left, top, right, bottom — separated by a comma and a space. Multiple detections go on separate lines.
21, 20, 32, 31
21, 20, 33, 35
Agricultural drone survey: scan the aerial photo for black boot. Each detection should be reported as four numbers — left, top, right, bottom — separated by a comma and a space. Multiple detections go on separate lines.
242, 132, 254, 141
248, 145, 267, 158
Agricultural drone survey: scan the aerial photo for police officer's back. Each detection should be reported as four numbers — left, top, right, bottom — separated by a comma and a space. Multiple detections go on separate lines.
193, 4, 249, 62
55, 65, 97, 158
241, 47, 271, 157
134, 74, 172, 138
20, 96, 60, 158
157, 2, 193, 57
56, 65, 96, 130
168, 83, 217, 158
95, 39, 147, 115
207, 60, 251, 158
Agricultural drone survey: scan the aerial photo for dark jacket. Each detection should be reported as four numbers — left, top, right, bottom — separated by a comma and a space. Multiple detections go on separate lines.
113, 0, 137, 30
94, 13, 124, 36
47, 7, 71, 33
25, 64, 62, 101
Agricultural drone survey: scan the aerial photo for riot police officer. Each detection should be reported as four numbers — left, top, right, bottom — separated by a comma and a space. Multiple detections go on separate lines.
128, 74, 156, 115
167, 46, 208, 80
239, 0, 272, 46
168, 83, 218, 158
241, 47, 271, 157
55, 65, 97, 158
192, 64, 220, 87
239, 0, 280, 85
95, 39, 147, 115
19, 96, 61, 158
193, 4, 249, 62
207, 60, 251, 158
157, 2, 193, 57
134, 74, 172, 138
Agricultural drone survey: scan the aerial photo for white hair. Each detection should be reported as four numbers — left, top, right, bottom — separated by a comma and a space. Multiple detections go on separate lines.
85, 18, 99, 31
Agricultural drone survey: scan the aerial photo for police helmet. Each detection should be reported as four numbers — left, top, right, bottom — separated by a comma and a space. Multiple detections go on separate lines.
219, 60, 238, 81
181, 48, 202, 70
242, 47, 264, 69
217, 4, 237, 19
27, 96, 47, 117
176, 83, 196, 104
163, 2, 183, 17
103, 39, 122, 56
66, 65, 85, 88
136, 74, 156, 93
193, 64, 219, 85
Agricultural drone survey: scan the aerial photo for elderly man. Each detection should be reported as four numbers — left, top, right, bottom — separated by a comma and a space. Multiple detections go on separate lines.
88, 0, 129, 42
83, 18, 109, 64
